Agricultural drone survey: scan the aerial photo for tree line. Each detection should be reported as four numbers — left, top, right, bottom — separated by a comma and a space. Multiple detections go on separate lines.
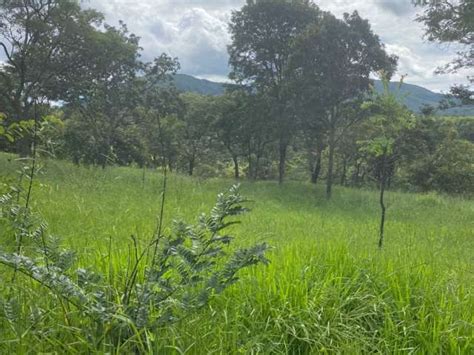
1, 0, 473, 196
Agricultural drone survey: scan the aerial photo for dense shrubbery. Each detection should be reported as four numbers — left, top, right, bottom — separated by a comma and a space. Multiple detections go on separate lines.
398, 118, 474, 194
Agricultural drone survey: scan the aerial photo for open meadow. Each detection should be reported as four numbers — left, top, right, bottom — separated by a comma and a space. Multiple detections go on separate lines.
2, 0, 474, 353
1, 153, 473, 353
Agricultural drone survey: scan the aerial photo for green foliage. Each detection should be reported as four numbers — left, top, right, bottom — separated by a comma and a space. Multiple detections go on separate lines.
425, 137, 474, 194
415, 0, 473, 77
0, 113, 37, 144
2, 0, 471, 197
0, 156, 472, 353
229, 0, 321, 183
171, 75, 474, 115
0, 168, 269, 351
174, 93, 217, 175
229, 0, 320, 87
404, 121, 474, 194
358, 77, 416, 247
359, 77, 415, 179
0, 0, 104, 136
212, 89, 274, 179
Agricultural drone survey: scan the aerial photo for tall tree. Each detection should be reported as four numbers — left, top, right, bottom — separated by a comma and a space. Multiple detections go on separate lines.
214, 91, 247, 179
63, 22, 143, 167
0, 0, 104, 153
178, 93, 215, 176
137, 54, 182, 169
228, 0, 320, 184
290, 11, 397, 198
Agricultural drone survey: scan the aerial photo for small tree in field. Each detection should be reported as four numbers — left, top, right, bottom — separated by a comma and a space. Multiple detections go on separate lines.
359, 76, 414, 249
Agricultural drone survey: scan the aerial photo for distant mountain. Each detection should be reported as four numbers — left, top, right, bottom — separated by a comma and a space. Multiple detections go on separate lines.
173, 74, 226, 96
371, 80, 474, 116
172, 74, 474, 116
372, 80, 442, 112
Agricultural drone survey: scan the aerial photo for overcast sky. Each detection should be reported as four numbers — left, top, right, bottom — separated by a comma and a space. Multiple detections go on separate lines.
82, 0, 471, 92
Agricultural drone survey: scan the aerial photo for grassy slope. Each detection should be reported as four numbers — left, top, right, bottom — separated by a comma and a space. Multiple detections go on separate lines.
0, 154, 473, 353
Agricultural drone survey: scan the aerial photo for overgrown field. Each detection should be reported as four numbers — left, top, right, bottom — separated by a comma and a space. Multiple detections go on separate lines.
0, 154, 473, 353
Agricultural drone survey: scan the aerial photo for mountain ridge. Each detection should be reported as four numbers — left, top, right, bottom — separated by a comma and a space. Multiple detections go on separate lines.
172, 73, 474, 116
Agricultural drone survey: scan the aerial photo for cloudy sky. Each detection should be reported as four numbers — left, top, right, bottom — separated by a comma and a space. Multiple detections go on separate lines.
82, 0, 471, 92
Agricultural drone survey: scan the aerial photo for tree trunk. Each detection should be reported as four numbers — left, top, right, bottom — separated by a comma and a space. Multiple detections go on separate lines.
278, 140, 287, 185
188, 156, 195, 176
254, 140, 265, 181
352, 162, 361, 186
14, 101, 31, 157
232, 155, 240, 179
247, 150, 252, 179
378, 172, 387, 249
255, 153, 261, 180
311, 153, 322, 184
340, 157, 347, 186
326, 126, 336, 199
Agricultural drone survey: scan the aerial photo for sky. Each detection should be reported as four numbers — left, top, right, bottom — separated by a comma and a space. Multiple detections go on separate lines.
81, 0, 470, 92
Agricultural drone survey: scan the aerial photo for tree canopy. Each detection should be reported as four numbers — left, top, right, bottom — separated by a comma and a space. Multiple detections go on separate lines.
415, 0, 473, 77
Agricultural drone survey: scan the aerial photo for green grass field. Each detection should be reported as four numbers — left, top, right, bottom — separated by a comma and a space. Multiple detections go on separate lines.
1, 154, 473, 353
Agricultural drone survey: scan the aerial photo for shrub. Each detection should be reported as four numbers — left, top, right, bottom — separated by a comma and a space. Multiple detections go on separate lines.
0, 178, 269, 351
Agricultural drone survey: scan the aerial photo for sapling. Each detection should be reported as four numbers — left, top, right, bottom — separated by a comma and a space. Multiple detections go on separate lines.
359, 75, 414, 248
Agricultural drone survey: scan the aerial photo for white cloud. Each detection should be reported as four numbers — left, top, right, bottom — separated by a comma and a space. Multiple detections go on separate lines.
83, 0, 235, 77
316, 0, 470, 91
82, 0, 469, 91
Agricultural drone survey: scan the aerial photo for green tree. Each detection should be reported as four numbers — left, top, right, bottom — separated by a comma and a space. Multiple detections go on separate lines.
402, 117, 474, 194
228, 0, 320, 184
359, 78, 415, 248
214, 92, 247, 179
0, 0, 104, 154
137, 54, 182, 169
447, 84, 474, 105
178, 93, 215, 176
290, 11, 397, 198
420, 104, 437, 116
213, 89, 272, 179
63, 24, 142, 167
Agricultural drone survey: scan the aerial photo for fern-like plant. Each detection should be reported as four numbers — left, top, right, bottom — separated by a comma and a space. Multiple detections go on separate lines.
0, 181, 269, 351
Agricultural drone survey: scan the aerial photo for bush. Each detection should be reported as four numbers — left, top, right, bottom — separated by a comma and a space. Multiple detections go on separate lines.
407, 136, 474, 194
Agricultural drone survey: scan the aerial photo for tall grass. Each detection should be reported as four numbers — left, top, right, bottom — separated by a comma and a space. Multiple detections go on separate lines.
1, 153, 473, 353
